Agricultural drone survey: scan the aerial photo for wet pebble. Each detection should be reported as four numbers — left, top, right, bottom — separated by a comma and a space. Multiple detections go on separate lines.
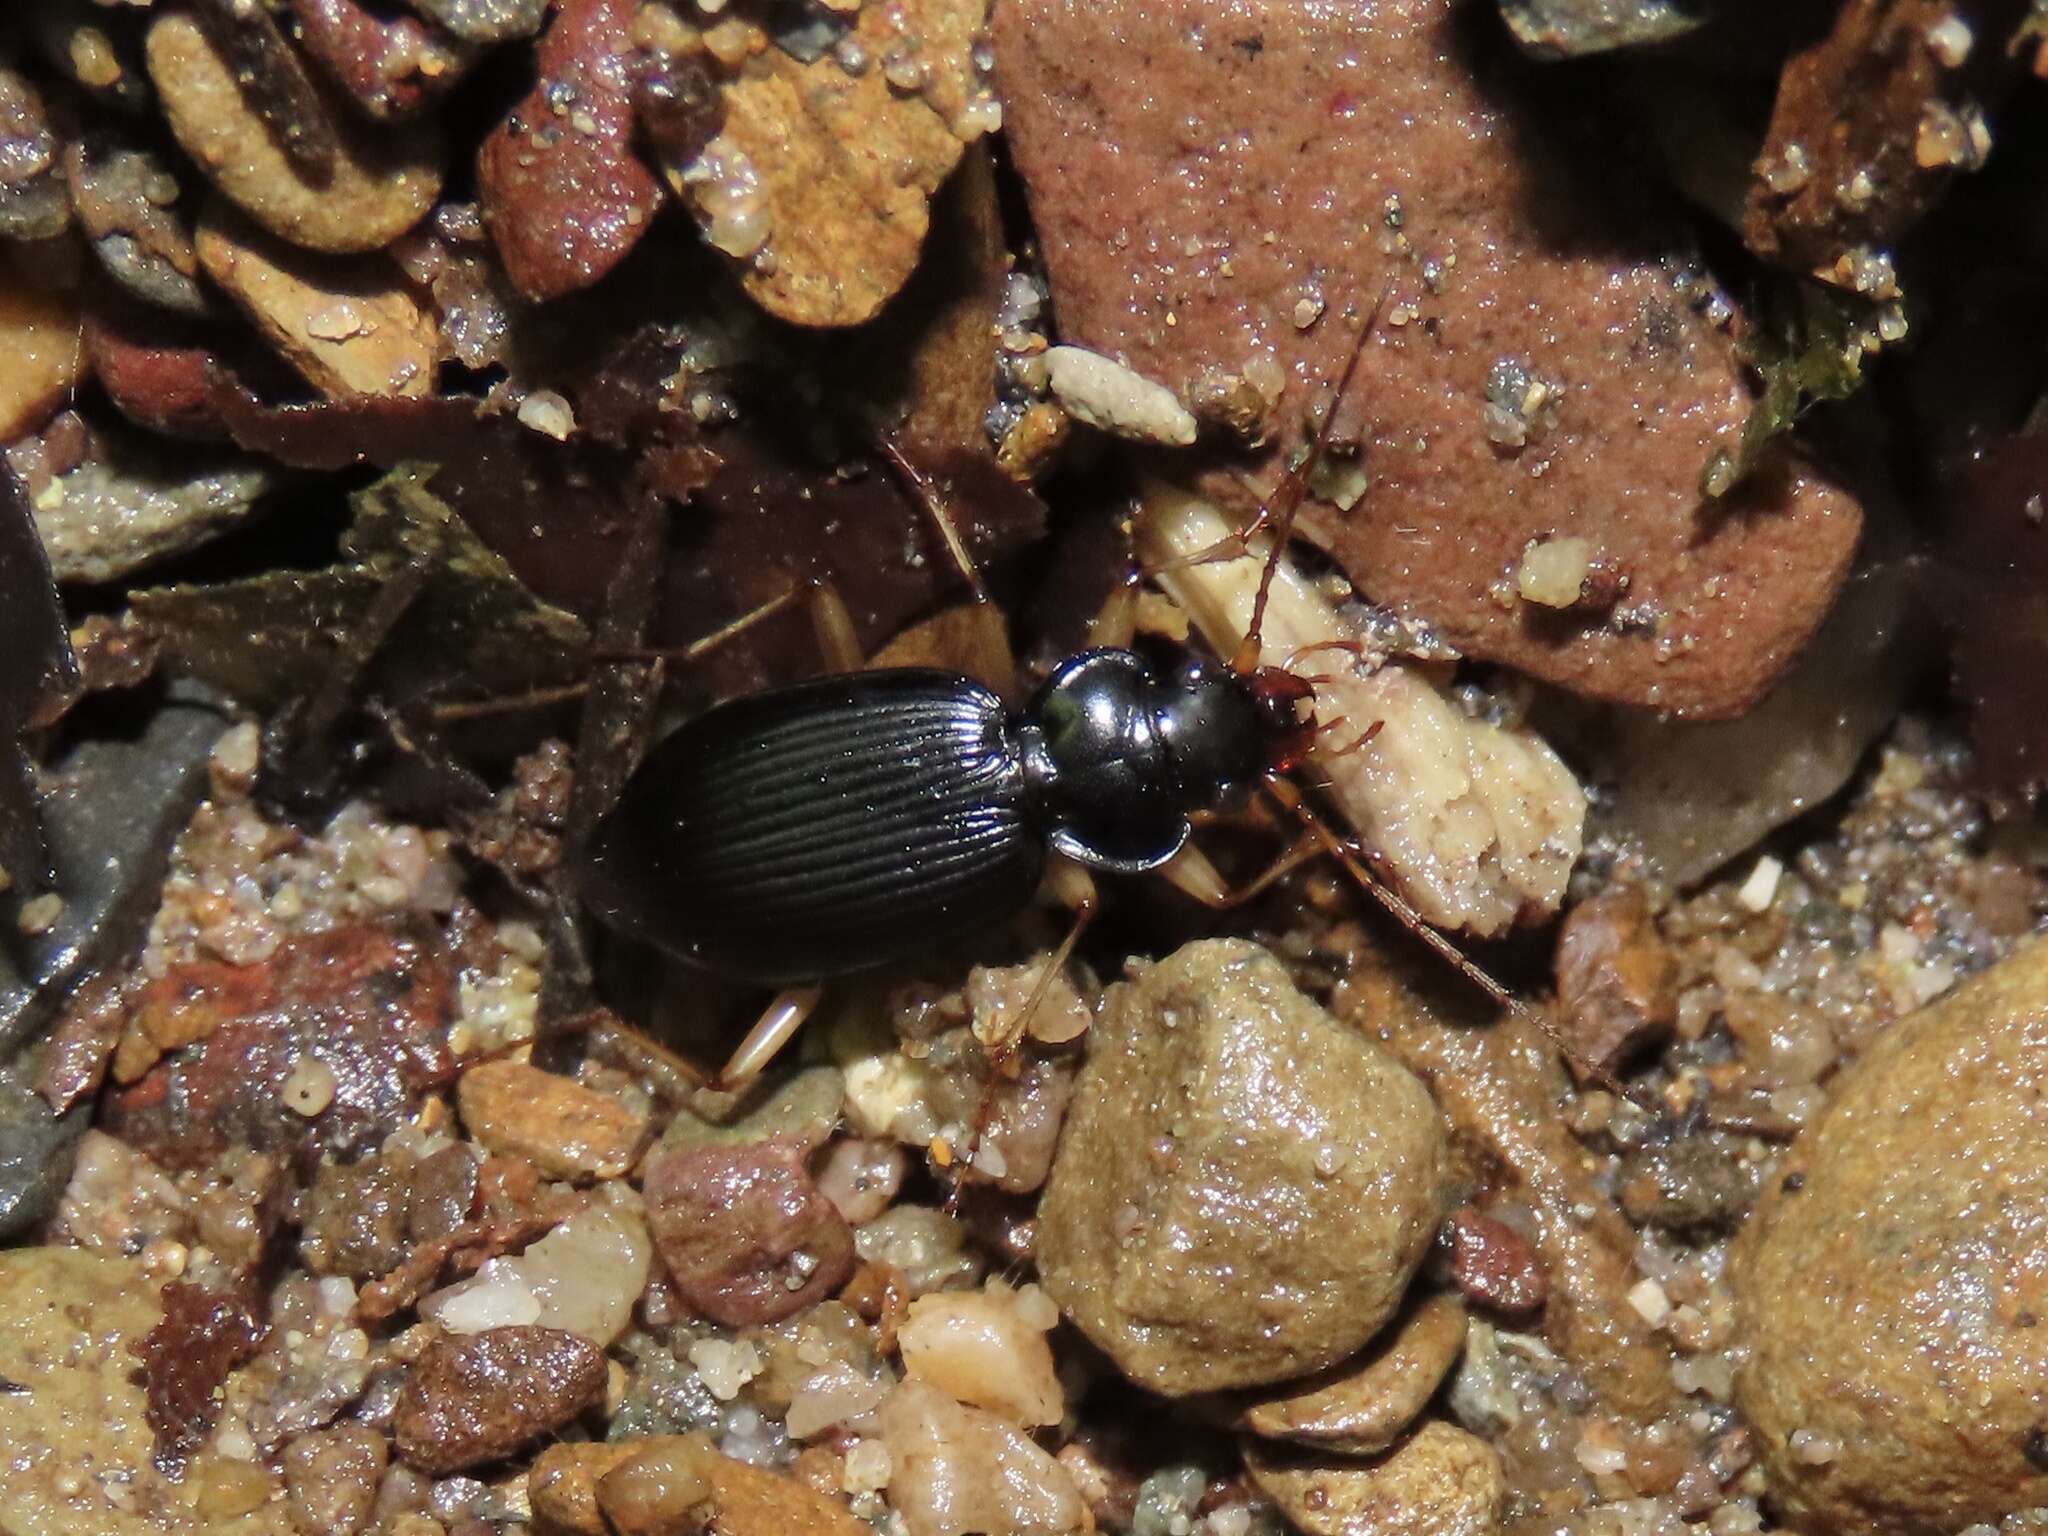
1036, 938, 1447, 1394
1244, 1421, 1507, 1536
596, 1432, 874, 1536
456, 1058, 647, 1180
284, 1423, 388, 1536
83, 317, 230, 442
1229, 1292, 1470, 1456
290, 0, 472, 122
196, 202, 441, 399
64, 138, 210, 317
1553, 887, 1678, 1080
1735, 936, 2048, 1533
148, 12, 444, 255
643, 1131, 856, 1327
20, 414, 279, 585
1442, 1209, 1550, 1316
477, 0, 663, 301
394, 1324, 607, 1474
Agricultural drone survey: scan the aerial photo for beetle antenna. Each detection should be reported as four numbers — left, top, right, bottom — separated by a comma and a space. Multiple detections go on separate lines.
1261, 775, 1665, 1115
1233, 285, 1387, 675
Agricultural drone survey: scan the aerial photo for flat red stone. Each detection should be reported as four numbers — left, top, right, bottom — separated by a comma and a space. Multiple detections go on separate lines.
996, 0, 1864, 717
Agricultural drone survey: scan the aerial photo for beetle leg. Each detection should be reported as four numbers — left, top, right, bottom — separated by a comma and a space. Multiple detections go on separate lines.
1087, 578, 1142, 649
1156, 832, 1322, 909
715, 984, 826, 1091
948, 861, 1098, 1212
809, 581, 866, 673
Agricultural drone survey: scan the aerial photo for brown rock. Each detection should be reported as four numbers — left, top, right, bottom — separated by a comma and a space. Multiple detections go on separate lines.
1346, 939, 1679, 1422
104, 921, 457, 1169
196, 203, 440, 398
0, 276, 88, 444
597, 1433, 872, 1536
643, 1132, 856, 1327
995, 0, 1864, 718
1443, 1209, 1549, 1316
1554, 887, 1678, 1080
692, 0, 997, 326
290, 0, 471, 122
284, 1424, 388, 1536
393, 1325, 606, 1475
477, 0, 662, 301
83, 316, 229, 442
1231, 1293, 1470, 1456
1244, 1422, 1507, 1536
457, 1058, 647, 1180
1616, 1133, 1756, 1233
532, 1441, 637, 1536
147, 13, 444, 255
1036, 939, 1447, 1395
1734, 936, 2048, 1534
1745, 0, 2025, 275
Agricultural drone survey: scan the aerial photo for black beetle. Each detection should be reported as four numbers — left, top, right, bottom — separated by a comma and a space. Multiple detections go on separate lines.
576, 644, 1310, 990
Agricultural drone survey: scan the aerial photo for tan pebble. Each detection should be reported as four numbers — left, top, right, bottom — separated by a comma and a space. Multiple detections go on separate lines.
597, 1436, 715, 1536
1043, 345, 1197, 446
697, 0, 993, 326
457, 1058, 648, 1180
531, 1441, 639, 1536
898, 1280, 1065, 1427
1036, 939, 1447, 1394
1232, 1293, 1469, 1455
1244, 1421, 1507, 1536
147, 13, 443, 255
599, 1432, 879, 1536
0, 278, 88, 443
190, 1456, 277, 1520
1735, 936, 2048, 1534
195, 204, 440, 399
285, 1424, 388, 1536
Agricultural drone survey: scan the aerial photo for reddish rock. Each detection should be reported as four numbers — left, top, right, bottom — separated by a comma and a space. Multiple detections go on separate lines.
994, 0, 1865, 718
105, 922, 456, 1168
1444, 1208, 1549, 1315
643, 1133, 856, 1328
1553, 886, 1678, 1081
134, 1281, 268, 1474
393, 1325, 606, 1474
83, 315, 231, 443
290, 0, 471, 122
477, 0, 663, 301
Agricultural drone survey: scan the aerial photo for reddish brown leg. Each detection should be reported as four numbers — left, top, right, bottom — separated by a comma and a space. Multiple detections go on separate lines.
947, 860, 1098, 1207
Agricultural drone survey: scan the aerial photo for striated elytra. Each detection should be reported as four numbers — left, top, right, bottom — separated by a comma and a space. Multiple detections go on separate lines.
577, 647, 1292, 984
